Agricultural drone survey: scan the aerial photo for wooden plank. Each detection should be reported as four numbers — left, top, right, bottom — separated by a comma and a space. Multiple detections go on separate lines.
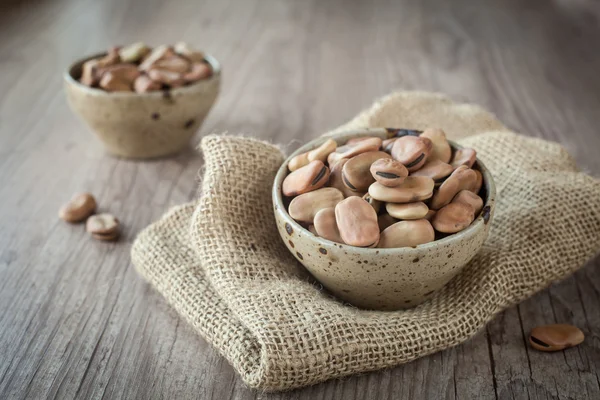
1, 0, 600, 398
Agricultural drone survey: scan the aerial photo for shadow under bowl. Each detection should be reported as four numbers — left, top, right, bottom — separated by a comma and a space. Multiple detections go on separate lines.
272, 128, 496, 311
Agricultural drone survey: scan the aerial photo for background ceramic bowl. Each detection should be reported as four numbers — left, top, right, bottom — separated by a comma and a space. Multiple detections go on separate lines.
64, 52, 221, 159
273, 128, 496, 311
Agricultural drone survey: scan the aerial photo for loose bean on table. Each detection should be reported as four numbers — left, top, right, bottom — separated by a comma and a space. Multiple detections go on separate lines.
59, 193, 97, 223
86, 213, 120, 241
86, 213, 119, 234
529, 324, 584, 352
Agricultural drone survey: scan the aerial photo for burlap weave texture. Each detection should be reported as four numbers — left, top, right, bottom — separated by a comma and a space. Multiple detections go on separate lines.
132, 92, 600, 391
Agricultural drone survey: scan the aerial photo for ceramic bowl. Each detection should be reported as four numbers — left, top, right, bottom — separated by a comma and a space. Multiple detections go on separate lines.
64, 52, 221, 159
273, 128, 496, 311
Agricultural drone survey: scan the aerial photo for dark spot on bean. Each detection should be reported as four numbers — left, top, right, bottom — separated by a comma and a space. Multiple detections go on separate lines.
288, 240, 295, 248
285, 223, 293, 235
376, 251, 380, 255
412, 257, 419, 263
376, 171, 400, 179
151, 112, 160, 120
296, 252, 303, 260
405, 300, 411, 303
529, 336, 550, 348
342, 289, 351, 293
328, 262, 332, 266
342, 172, 357, 190
482, 205, 491, 224
424, 290, 434, 297
405, 153, 425, 169
311, 166, 328, 186
319, 248, 327, 255
448, 253, 453, 258
249, 243, 257, 251
184, 118, 195, 128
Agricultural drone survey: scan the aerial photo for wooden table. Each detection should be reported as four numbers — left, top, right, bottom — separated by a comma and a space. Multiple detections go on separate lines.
2, 0, 600, 398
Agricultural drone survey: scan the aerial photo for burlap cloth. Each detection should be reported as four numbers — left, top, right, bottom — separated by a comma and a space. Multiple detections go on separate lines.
132, 91, 600, 391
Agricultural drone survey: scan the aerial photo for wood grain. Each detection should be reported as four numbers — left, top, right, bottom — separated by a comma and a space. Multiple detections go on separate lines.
1, 0, 599, 399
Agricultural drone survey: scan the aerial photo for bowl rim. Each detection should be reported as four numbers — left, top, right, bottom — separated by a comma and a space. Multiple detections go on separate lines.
272, 128, 496, 253
63, 50, 221, 97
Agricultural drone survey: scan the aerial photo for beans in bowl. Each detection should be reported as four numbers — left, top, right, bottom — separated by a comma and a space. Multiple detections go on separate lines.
78, 42, 212, 93
282, 129, 485, 248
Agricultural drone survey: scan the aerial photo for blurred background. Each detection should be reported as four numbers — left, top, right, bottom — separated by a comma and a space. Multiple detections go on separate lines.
1, 0, 600, 399
2, 0, 600, 167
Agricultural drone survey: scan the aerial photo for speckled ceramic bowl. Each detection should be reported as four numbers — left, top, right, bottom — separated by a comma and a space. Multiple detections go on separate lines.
273, 128, 496, 310
64, 52, 221, 159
